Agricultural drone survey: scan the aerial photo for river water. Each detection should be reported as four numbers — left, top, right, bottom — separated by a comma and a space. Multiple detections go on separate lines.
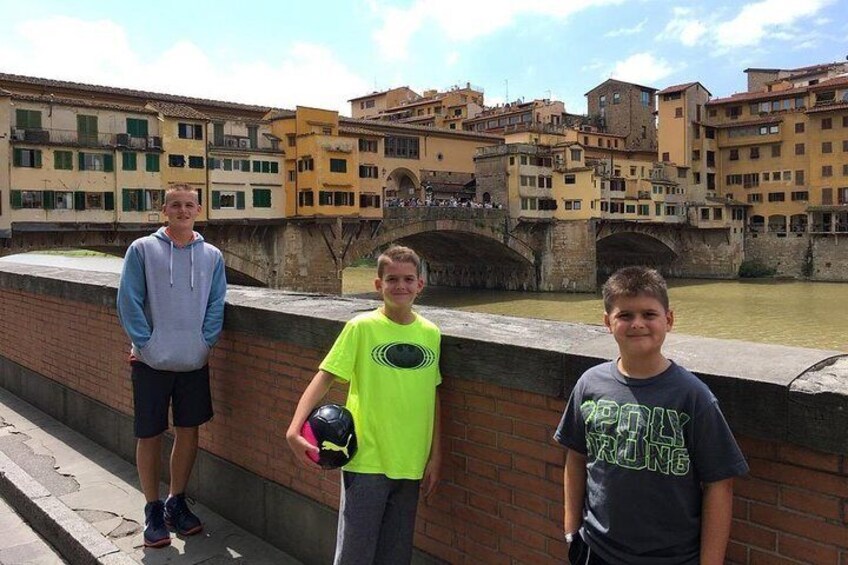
1, 254, 844, 351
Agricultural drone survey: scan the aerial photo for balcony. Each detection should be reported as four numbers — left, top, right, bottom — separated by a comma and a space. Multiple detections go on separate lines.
10, 127, 142, 149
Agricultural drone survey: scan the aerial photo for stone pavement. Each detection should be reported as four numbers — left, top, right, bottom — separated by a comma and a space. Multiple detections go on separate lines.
0, 387, 302, 564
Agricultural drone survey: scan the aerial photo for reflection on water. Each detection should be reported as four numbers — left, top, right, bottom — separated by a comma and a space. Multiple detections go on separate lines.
344, 267, 847, 352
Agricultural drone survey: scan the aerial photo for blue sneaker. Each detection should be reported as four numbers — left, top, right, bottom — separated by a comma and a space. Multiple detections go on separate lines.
164, 493, 203, 536
143, 500, 170, 548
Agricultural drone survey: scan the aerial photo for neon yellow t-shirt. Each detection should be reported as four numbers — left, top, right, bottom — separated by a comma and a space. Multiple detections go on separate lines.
320, 309, 441, 479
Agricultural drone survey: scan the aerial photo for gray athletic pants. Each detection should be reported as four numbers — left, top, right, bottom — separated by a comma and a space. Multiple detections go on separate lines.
334, 471, 421, 565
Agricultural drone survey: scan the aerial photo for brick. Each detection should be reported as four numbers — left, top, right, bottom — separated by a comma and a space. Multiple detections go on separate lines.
499, 537, 557, 565
738, 436, 779, 460
778, 532, 840, 564
456, 536, 510, 565
735, 475, 780, 504
499, 435, 563, 465
499, 468, 561, 500
750, 502, 848, 548
497, 400, 562, 428
731, 519, 777, 550
749, 459, 848, 498
780, 486, 842, 521
778, 444, 843, 474
453, 438, 512, 468
725, 540, 748, 564
500, 504, 561, 539
749, 549, 801, 565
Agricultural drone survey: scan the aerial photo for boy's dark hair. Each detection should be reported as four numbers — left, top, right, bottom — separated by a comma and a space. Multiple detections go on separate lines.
602, 266, 669, 313
377, 245, 421, 278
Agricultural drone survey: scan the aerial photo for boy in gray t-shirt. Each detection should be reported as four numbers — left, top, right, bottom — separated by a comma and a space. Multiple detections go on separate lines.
554, 267, 748, 565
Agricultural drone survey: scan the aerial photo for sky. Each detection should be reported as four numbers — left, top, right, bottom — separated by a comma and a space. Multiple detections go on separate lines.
1, 0, 847, 116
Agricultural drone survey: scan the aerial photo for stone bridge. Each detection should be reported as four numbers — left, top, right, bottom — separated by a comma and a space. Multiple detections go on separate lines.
1, 211, 744, 293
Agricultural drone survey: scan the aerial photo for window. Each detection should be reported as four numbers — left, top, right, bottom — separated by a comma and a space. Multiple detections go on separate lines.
188, 156, 204, 169
726, 106, 742, 118
15, 109, 42, 129
700, 208, 711, 220
169, 154, 186, 168
364, 99, 375, 109
638, 204, 650, 216
146, 154, 160, 172
288, 170, 296, 182
843, 140, 848, 152
822, 141, 833, 154
665, 205, 677, 215
359, 194, 381, 208
79, 152, 113, 172
640, 91, 650, 106
713, 208, 723, 220
630, 166, 637, 176
662, 152, 670, 162
795, 170, 804, 185
692, 150, 701, 161
844, 164, 848, 176
750, 147, 760, 159
763, 172, 770, 181
705, 128, 715, 139
694, 172, 701, 183
330, 159, 347, 173
287, 134, 296, 147
612, 92, 620, 105
333, 191, 355, 206
747, 193, 762, 203
822, 165, 833, 177
599, 95, 606, 108
178, 123, 203, 140
85, 192, 106, 210
795, 143, 805, 155
570, 148, 582, 162
126, 118, 148, 138
122, 152, 137, 171
247, 125, 258, 149
358, 139, 378, 153
54, 150, 73, 170
298, 157, 314, 172
212, 190, 244, 210
564, 174, 576, 185
384, 136, 419, 159
782, 171, 790, 181
252, 188, 272, 208
822, 117, 832, 130
122, 189, 164, 212
11, 190, 44, 209
359, 165, 379, 178
626, 204, 636, 214
538, 176, 552, 189
844, 116, 848, 128
678, 168, 687, 179
729, 149, 739, 161
520, 156, 528, 165
563, 199, 582, 210
768, 192, 785, 202
298, 191, 314, 207
771, 145, 781, 158
77, 115, 98, 145
520, 175, 537, 187
795, 122, 805, 133
319, 191, 333, 206
791, 191, 809, 201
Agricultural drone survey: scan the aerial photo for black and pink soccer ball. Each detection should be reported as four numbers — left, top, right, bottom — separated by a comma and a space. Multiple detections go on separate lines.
300, 404, 358, 469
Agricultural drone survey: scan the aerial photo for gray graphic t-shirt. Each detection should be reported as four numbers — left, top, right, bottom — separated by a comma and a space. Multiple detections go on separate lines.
555, 361, 749, 565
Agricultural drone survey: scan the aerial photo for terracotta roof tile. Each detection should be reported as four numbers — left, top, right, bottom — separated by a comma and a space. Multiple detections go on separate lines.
707, 84, 808, 105
339, 117, 503, 141
339, 126, 385, 137
146, 101, 209, 120
657, 82, 701, 95
11, 92, 157, 114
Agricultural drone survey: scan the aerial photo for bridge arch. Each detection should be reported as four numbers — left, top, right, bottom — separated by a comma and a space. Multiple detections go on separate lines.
596, 222, 679, 276
385, 167, 420, 201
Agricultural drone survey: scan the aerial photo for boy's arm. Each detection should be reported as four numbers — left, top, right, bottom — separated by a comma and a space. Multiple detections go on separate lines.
422, 390, 442, 498
286, 370, 336, 469
563, 448, 587, 539
116, 245, 151, 347
202, 255, 227, 347
700, 478, 734, 565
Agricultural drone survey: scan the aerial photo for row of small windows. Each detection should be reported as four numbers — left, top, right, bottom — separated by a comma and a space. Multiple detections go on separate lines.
209, 158, 280, 173
13, 148, 161, 172
520, 197, 558, 211
211, 189, 273, 209
297, 191, 374, 207
727, 124, 780, 138
519, 175, 553, 188
600, 201, 677, 216
10, 190, 116, 210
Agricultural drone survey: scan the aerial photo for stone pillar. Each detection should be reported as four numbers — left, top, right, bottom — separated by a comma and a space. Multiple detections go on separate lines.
539, 220, 597, 292
270, 223, 342, 294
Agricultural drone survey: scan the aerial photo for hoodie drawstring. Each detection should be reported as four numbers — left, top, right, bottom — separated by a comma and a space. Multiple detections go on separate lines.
169, 240, 174, 287
190, 244, 195, 290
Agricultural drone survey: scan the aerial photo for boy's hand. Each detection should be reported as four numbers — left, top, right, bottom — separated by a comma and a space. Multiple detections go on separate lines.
421, 455, 441, 499
286, 429, 322, 470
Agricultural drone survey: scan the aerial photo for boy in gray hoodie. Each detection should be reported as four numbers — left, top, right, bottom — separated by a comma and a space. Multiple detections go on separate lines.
117, 184, 227, 548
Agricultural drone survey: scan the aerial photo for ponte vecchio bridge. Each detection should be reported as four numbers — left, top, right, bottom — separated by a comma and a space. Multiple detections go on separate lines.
0, 208, 743, 293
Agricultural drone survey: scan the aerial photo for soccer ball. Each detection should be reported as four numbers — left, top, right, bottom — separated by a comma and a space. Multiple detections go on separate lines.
301, 404, 358, 469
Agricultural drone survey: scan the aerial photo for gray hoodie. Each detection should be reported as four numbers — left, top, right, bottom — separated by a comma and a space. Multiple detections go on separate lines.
117, 227, 227, 372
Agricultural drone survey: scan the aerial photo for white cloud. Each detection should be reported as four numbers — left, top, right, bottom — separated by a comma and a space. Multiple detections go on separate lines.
609, 53, 680, 84
0, 16, 369, 114
715, 0, 832, 48
372, 0, 624, 61
605, 18, 647, 37
661, 7, 708, 46
446, 51, 460, 66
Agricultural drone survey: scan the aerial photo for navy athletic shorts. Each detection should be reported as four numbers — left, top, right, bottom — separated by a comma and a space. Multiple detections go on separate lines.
131, 360, 213, 438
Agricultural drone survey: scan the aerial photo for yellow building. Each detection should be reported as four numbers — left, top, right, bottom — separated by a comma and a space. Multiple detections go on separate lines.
349, 84, 484, 130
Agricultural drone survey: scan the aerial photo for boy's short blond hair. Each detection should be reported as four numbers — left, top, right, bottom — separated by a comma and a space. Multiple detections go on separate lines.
165, 184, 198, 204
377, 245, 421, 278
602, 266, 670, 313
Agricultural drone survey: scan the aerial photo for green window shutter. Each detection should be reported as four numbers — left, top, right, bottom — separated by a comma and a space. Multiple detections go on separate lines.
74, 191, 86, 210
13, 148, 22, 167
194, 124, 203, 139
236, 191, 245, 209
270, 162, 279, 174
253, 189, 260, 207
196, 189, 202, 206
126, 118, 148, 138
213, 123, 224, 145
252, 160, 260, 173
11, 191, 22, 209
122, 152, 137, 171
139, 120, 148, 138
136, 189, 145, 211
43, 191, 55, 209
241, 159, 250, 171
146, 154, 160, 172
262, 161, 270, 173
15, 109, 26, 128
223, 159, 232, 171
211, 191, 221, 210
122, 189, 132, 211
79, 153, 86, 170
105, 192, 115, 211
104, 154, 114, 172
34, 150, 42, 168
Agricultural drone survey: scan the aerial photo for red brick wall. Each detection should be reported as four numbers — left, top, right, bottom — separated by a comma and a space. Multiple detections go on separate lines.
1, 287, 846, 564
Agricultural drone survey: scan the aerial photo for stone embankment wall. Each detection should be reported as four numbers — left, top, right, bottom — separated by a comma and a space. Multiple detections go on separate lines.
745, 233, 848, 281
0, 263, 846, 564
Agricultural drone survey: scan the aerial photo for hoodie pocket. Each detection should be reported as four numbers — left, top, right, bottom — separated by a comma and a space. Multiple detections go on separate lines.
139, 328, 210, 372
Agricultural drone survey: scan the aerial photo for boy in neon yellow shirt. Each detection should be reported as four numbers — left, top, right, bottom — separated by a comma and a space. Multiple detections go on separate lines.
287, 245, 442, 565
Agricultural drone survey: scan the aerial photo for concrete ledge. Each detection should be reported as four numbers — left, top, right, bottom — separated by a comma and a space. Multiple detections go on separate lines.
0, 262, 846, 455
0, 450, 135, 565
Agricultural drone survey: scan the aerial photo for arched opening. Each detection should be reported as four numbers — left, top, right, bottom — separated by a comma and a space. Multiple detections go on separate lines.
385, 168, 420, 205
596, 232, 677, 280
749, 215, 765, 233
768, 214, 787, 234
789, 214, 807, 234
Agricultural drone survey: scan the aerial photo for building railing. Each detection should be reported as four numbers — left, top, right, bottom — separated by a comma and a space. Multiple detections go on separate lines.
10, 127, 161, 150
